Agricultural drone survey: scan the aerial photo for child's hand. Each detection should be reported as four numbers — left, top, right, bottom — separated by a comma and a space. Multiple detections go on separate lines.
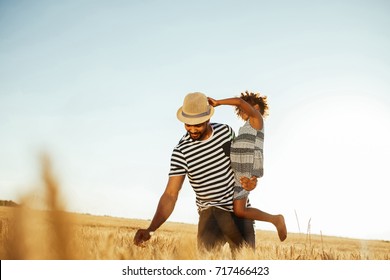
207, 97, 219, 107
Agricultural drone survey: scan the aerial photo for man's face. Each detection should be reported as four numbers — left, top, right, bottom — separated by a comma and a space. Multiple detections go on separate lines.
185, 121, 209, 141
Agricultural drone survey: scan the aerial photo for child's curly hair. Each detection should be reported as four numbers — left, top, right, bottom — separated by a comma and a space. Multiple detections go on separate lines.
235, 90, 269, 118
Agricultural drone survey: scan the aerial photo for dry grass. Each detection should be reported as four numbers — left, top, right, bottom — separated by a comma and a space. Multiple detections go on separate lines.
1, 156, 389, 260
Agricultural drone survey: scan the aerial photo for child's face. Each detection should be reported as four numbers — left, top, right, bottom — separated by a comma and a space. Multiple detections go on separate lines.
238, 110, 249, 121
237, 102, 261, 121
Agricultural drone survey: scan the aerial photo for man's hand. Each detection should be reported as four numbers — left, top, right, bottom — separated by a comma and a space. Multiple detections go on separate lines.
133, 229, 153, 246
240, 176, 258, 191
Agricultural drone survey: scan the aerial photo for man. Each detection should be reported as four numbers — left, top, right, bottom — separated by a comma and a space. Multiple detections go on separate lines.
133, 92, 255, 252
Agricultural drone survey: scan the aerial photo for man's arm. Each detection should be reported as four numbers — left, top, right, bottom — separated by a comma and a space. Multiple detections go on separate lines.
133, 175, 185, 246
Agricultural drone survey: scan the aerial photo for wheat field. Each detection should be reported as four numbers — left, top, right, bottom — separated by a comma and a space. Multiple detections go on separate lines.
1, 157, 389, 260
1, 205, 389, 260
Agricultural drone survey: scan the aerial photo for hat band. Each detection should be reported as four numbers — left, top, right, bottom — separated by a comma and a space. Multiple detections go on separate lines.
181, 107, 211, 119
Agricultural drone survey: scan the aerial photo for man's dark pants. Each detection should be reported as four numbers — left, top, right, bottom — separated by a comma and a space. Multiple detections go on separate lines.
197, 207, 255, 252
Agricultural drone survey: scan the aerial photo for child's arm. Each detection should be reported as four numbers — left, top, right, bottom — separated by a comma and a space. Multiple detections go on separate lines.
208, 97, 263, 130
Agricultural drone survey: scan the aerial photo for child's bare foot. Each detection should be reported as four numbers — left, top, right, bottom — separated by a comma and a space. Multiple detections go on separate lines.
274, 215, 287, 242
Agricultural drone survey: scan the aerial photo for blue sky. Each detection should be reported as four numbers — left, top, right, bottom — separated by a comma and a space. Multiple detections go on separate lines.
1, 0, 390, 241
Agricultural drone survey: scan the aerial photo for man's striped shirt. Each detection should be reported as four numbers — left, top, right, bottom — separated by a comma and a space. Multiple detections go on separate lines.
169, 123, 236, 212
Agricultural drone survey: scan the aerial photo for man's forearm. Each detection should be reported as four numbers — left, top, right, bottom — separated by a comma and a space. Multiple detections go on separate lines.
147, 192, 177, 232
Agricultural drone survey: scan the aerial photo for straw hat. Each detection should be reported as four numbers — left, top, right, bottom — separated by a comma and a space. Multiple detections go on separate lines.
177, 92, 214, 125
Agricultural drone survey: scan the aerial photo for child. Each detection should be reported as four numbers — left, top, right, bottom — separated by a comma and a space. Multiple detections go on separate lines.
208, 91, 287, 242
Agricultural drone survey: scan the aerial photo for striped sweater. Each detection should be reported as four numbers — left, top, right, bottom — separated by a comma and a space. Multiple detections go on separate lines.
230, 120, 264, 189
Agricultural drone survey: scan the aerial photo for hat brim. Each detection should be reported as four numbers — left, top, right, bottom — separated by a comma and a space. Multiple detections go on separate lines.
177, 106, 214, 125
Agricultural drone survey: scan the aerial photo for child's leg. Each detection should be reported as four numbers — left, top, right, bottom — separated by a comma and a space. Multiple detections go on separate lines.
233, 198, 275, 222
233, 198, 287, 241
